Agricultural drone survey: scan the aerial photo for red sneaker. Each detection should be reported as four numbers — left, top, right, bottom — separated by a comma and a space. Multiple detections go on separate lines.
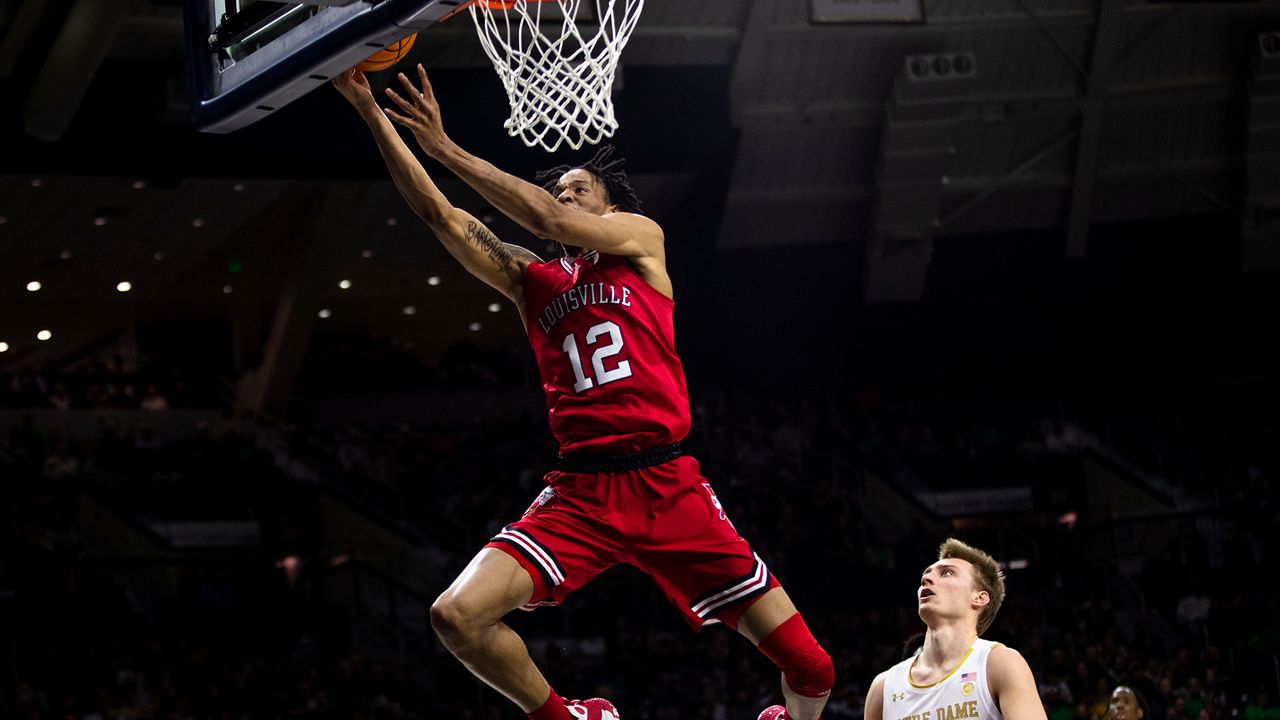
758, 706, 789, 720
566, 698, 620, 720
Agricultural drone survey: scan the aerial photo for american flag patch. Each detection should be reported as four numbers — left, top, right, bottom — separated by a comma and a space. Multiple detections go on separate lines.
961, 672, 977, 681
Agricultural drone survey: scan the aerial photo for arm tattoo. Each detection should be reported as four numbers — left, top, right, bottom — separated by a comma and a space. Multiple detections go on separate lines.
466, 221, 513, 271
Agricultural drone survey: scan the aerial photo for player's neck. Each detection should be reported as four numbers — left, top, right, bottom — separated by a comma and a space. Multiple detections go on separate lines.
917, 623, 979, 675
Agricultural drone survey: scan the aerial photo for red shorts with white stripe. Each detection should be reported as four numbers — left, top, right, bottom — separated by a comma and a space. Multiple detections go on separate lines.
485, 455, 778, 631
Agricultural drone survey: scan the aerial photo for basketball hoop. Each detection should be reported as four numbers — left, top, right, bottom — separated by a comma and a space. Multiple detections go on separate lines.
466, 0, 643, 153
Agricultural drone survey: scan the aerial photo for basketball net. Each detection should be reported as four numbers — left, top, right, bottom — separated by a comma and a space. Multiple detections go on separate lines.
467, 0, 643, 153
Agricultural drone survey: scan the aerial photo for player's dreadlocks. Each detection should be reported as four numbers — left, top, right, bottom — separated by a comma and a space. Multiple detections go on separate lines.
536, 145, 643, 214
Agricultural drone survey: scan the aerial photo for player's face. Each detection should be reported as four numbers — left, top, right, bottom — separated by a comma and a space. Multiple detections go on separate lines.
554, 168, 614, 215
917, 558, 986, 623
1109, 688, 1143, 720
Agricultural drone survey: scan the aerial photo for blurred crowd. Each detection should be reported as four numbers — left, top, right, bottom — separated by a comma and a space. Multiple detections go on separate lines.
2, 352, 1278, 720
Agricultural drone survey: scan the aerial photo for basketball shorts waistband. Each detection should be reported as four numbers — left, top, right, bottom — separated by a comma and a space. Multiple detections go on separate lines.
556, 442, 684, 474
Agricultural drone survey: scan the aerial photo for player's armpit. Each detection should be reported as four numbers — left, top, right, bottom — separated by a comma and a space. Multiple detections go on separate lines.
987, 646, 1047, 720
864, 672, 887, 720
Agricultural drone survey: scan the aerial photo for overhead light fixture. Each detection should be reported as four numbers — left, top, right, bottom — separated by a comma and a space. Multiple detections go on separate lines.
318, 308, 332, 319
0, 342, 9, 353
338, 279, 351, 289
403, 306, 417, 315
93, 217, 107, 227
361, 249, 373, 258
26, 280, 41, 292
154, 251, 165, 261
30, 178, 42, 187
117, 281, 132, 293
222, 284, 233, 294
192, 218, 206, 228
905, 52, 977, 82
468, 322, 482, 332
0, 216, 7, 224
386, 217, 399, 226
59, 250, 72, 259
132, 180, 147, 190
488, 303, 501, 313
36, 330, 52, 341
427, 276, 441, 286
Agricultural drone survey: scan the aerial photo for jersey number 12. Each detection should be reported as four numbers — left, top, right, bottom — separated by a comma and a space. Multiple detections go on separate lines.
561, 320, 633, 393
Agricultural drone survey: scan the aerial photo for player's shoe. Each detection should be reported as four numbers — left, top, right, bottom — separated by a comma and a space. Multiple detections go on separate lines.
566, 698, 620, 720
758, 705, 788, 720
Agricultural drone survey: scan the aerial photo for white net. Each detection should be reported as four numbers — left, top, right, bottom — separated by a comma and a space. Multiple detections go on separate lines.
468, 0, 644, 153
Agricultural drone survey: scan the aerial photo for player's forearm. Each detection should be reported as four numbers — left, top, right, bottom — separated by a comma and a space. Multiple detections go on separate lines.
430, 138, 562, 238
361, 108, 453, 226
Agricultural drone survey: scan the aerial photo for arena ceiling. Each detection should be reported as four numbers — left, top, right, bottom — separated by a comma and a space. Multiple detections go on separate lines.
1, 0, 1279, 389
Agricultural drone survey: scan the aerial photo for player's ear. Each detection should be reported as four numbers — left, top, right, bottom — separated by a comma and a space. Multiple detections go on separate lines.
973, 590, 990, 609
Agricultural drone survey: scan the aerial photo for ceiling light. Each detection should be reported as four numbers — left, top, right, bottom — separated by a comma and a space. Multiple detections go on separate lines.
386, 217, 399, 226
30, 178, 42, 188
192, 218, 205, 228
427, 276, 441, 286
403, 305, 416, 315
117, 281, 132, 293
132, 180, 147, 190
0, 216, 7, 224
93, 217, 107, 227
59, 250, 72, 259
318, 309, 332, 319
26, 280, 41, 292
0, 342, 9, 353
338, 279, 351, 290
361, 249, 373, 258
36, 330, 52, 341
222, 284, 233, 294
468, 322, 482, 332
232, 182, 245, 192
487, 303, 501, 313
154, 251, 165, 261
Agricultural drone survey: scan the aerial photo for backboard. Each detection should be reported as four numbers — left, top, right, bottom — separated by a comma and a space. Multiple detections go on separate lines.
184, 0, 462, 133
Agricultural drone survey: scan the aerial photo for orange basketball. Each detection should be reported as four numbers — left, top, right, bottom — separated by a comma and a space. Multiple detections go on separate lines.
357, 33, 417, 72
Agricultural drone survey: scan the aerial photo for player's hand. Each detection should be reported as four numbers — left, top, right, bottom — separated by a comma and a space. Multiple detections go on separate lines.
383, 64, 448, 156
332, 67, 376, 110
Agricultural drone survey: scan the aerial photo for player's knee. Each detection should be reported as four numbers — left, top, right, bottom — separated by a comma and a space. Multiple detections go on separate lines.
758, 613, 835, 698
429, 591, 483, 644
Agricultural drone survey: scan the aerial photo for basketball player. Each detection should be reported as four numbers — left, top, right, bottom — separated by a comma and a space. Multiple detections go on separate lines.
332, 64, 833, 720
1106, 686, 1146, 720
864, 539, 1045, 720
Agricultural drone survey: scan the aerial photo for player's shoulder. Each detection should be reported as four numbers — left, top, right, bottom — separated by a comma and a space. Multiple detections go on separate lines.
602, 211, 664, 236
985, 642, 1033, 681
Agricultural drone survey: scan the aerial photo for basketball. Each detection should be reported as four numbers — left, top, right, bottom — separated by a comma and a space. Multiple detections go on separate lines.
357, 33, 417, 72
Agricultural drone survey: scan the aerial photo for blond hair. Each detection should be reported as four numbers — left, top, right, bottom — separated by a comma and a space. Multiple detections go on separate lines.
938, 538, 1006, 635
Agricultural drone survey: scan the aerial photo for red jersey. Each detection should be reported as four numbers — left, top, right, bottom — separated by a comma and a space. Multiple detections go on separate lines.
523, 251, 691, 455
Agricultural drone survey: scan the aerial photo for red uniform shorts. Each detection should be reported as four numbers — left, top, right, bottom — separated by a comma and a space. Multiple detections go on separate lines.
484, 455, 778, 631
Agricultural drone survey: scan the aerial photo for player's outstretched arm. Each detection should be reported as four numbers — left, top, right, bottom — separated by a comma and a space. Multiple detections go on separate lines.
864, 672, 887, 720
988, 646, 1047, 720
381, 64, 664, 260
334, 68, 541, 307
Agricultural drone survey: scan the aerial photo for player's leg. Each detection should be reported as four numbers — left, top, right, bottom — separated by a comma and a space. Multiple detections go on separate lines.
737, 587, 834, 720
430, 547, 552, 711
628, 457, 833, 720
434, 483, 623, 720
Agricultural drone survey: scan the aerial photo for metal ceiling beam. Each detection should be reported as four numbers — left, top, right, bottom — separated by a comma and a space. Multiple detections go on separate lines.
937, 127, 1079, 229
23, 0, 133, 141
0, 0, 45, 78
1065, 0, 1123, 259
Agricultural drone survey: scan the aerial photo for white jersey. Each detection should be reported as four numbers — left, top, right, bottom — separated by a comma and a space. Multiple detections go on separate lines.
882, 639, 1003, 720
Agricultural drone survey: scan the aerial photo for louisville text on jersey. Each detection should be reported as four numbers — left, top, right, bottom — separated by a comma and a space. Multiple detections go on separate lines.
537, 282, 634, 334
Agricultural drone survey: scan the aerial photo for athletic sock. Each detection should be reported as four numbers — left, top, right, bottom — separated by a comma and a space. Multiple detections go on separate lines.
530, 688, 573, 720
